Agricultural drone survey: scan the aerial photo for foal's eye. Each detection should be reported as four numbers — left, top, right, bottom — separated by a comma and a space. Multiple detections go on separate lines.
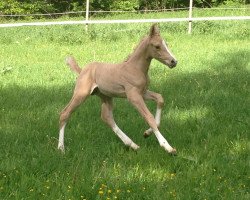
155, 45, 160, 50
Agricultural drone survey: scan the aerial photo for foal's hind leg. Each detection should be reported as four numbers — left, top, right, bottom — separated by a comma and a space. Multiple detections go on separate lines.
58, 80, 92, 152
100, 95, 139, 150
143, 90, 164, 138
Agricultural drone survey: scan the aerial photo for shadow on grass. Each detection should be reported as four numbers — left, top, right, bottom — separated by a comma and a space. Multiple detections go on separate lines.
0, 50, 249, 199
161, 50, 249, 146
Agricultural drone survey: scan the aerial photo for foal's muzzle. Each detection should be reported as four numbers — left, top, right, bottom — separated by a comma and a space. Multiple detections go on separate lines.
169, 59, 177, 68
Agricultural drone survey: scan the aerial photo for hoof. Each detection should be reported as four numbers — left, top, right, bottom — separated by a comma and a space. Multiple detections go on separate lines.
58, 145, 65, 153
169, 148, 177, 155
143, 128, 153, 138
130, 143, 140, 151
143, 132, 150, 138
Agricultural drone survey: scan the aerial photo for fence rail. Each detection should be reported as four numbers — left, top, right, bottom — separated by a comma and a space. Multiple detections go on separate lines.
0, 16, 249, 28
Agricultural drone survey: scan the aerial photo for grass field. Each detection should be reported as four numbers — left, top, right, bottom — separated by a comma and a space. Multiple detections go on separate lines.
0, 10, 250, 200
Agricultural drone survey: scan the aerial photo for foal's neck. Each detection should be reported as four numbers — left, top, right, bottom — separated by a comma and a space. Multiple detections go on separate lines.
125, 37, 152, 74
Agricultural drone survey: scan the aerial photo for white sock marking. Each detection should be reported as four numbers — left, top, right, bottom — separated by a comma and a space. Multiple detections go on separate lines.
112, 124, 139, 150
144, 108, 161, 136
58, 124, 66, 151
154, 130, 174, 153
155, 108, 161, 126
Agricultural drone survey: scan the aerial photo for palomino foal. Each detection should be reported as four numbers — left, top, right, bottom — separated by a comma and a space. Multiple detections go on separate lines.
58, 24, 177, 154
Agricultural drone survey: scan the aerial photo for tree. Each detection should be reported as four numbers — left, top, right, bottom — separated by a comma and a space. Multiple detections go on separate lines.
0, 0, 247, 17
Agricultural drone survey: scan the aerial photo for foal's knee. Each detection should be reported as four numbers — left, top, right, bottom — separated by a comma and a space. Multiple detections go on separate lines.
59, 110, 69, 128
156, 94, 164, 108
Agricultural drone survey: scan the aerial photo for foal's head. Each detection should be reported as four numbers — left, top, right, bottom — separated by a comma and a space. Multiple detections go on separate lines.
147, 24, 177, 68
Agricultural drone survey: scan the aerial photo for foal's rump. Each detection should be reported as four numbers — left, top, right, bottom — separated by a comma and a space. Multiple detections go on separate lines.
73, 60, 125, 97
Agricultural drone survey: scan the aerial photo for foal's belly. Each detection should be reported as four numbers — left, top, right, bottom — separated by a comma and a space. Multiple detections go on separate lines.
98, 85, 127, 98
94, 64, 128, 97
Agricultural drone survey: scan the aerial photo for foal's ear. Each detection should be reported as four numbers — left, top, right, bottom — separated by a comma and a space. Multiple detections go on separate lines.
149, 23, 160, 37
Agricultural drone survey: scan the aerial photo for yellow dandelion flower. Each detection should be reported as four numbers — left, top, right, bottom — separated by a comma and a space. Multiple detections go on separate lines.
108, 189, 112, 194
116, 189, 120, 193
170, 173, 176, 180
99, 190, 104, 195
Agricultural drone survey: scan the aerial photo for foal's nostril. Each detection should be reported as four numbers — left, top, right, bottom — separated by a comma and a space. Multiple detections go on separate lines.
171, 59, 177, 65
171, 59, 176, 64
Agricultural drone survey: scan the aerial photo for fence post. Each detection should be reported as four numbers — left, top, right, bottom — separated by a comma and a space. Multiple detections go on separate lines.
188, 0, 193, 34
85, 0, 89, 31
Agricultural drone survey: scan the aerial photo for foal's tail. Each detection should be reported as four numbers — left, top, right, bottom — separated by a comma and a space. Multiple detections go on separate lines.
66, 56, 81, 75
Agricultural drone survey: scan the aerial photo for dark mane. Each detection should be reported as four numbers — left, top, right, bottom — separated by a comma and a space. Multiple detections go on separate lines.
124, 36, 148, 62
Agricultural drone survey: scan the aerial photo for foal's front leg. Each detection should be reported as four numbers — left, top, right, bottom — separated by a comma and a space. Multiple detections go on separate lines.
143, 90, 164, 138
126, 88, 176, 154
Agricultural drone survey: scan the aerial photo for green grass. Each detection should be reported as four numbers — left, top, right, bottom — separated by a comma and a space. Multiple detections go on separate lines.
0, 11, 250, 200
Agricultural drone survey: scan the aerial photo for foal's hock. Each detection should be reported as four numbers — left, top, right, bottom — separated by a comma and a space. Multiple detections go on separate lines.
58, 24, 178, 154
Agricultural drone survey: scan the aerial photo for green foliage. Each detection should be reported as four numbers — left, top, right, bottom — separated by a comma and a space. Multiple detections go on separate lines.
111, 0, 139, 11
0, 0, 248, 18
0, 0, 54, 15
90, 0, 113, 11
221, 0, 247, 6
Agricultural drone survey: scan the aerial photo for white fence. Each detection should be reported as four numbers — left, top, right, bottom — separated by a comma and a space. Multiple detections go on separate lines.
1, 16, 249, 27
0, 0, 249, 34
